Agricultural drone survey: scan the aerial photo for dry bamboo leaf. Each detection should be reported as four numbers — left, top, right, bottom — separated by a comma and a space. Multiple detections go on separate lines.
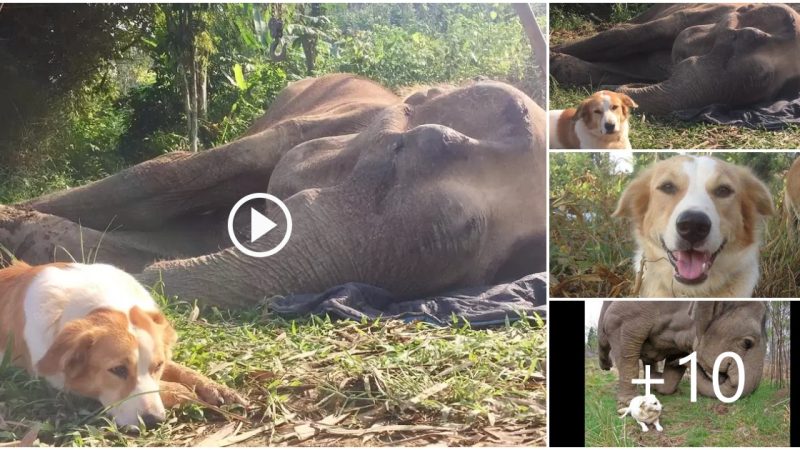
196, 422, 238, 447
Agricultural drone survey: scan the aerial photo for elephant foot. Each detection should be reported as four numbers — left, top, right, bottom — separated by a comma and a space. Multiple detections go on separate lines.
550, 53, 606, 87
617, 393, 637, 409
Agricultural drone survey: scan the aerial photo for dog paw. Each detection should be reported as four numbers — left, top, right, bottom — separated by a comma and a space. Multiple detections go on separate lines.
194, 379, 249, 407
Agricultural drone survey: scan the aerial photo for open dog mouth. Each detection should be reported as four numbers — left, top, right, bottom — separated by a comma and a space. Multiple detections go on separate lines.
660, 237, 727, 285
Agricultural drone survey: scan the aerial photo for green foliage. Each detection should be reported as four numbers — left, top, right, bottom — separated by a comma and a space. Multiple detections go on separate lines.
0, 3, 543, 203
550, 3, 651, 31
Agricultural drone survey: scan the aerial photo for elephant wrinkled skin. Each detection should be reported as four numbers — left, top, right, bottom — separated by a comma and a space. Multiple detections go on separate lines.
598, 301, 767, 405
551, 3, 800, 114
0, 74, 546, 307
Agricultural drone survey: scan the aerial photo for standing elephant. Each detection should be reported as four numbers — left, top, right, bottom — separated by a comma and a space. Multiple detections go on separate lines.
551, 3, 800, 114
598, 301, 767, 405
0, 74, 546, 307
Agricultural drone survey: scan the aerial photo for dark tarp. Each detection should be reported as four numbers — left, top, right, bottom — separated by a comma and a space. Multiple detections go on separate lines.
263, 273, 547, 328
674, 95, 800, 130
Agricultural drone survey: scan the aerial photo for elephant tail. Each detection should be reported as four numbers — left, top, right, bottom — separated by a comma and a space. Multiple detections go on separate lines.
598, 337, 612, 370
598, 303, 613, 370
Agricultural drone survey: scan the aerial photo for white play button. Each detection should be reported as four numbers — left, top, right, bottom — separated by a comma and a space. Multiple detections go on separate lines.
250, 208, 277, 242
228, 193, 293, 258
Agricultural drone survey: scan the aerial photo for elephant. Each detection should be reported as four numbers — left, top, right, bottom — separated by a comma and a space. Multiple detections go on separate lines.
0, 74, 546, 308
598, 301, 767, 405
550, 4, 800, 114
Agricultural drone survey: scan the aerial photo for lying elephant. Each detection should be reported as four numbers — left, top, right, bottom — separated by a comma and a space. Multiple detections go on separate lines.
598, 301, 767, 405
0, 74, 546, 307
551, 3, 800, 114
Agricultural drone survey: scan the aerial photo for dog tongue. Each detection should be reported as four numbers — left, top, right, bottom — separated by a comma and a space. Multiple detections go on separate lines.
674, 250, 711, 280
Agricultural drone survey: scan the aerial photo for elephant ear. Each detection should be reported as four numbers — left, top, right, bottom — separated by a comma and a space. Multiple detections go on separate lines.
689, 301, 727, 335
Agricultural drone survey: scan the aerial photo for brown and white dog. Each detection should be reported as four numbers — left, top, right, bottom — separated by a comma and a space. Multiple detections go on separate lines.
549, 90, 637, 149
613, 156, 774, 297
0, 261, 246, 429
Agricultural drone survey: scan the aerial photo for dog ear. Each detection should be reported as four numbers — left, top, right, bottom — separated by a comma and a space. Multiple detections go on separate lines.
619, 93, 639, 109
37, 320, 95, 378
613, 167, 653, 222
739, 168, 775, 217
130, 306, 178, 349
572, 98, 592, 124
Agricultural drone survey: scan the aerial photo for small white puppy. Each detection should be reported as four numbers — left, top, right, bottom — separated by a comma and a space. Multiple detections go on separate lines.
618, 394, 664, 432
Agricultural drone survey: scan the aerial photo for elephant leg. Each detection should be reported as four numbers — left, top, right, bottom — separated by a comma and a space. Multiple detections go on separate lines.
554, 16, 683, 61
554, 4, 738, 62
24, 107, 387, 233
615, 327, 651, 405
654, 359, 686, 395
0, 205, 159, 271
550, 52, 672, 88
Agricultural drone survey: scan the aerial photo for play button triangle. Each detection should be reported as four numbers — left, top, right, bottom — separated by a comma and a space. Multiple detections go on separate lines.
250, 208, 277, 242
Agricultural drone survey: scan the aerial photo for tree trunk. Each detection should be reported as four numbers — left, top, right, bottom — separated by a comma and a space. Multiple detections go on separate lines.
513, 4, 546, 73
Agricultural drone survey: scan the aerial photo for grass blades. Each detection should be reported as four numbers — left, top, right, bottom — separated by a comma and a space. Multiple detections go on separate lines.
584, 358, 790, 447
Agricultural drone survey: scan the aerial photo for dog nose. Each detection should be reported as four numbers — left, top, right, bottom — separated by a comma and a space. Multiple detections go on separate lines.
676, 211, 711, 244
141, 413, 165, 430
604, 122, 615, 132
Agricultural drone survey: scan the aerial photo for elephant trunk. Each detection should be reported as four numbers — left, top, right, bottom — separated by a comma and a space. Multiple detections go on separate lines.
617, 57, 726, 115
695, 351, 764, 399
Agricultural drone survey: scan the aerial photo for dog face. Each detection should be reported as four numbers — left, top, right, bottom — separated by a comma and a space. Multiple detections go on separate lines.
614, 156, 774, 286
37, 306, 176, 428
639, 394, 662, 413
575, 90, 638, 136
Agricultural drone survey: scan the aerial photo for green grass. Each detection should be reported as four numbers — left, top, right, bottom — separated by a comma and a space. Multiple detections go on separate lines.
585, 358, 790, 447
0, 291, 546, 446
548, 13, 800, 150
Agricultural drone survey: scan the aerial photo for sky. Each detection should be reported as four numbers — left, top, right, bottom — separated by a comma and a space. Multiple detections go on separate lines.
585, 301, 603, 341
608, 151, 633, 173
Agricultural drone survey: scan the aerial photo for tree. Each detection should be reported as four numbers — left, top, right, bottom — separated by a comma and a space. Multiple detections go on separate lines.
162, 4, 215, 152
767, 302, 790, 388
586, 326, 598, 353
0, 4, 153, 167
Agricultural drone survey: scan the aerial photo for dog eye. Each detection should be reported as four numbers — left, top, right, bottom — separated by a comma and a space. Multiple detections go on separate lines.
594, 109, 601, 114
109, 365, 129, 379
714, 185, 734, 198
742, 338, 754, 350
611, 105, 619, 110
657, 182, 677, 195
152, 361, 164, 373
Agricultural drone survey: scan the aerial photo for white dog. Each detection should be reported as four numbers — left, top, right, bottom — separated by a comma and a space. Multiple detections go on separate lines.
618, 394, 664, 432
